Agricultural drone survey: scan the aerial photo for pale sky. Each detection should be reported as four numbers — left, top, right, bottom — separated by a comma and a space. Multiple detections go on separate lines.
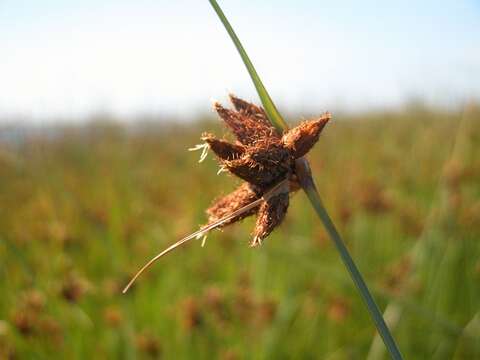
1, 0, 479, 122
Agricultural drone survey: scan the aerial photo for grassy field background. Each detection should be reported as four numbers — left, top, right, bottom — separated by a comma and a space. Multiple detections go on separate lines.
1, 104, 479, 359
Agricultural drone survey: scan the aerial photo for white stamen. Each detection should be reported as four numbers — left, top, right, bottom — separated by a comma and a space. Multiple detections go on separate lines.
251, 236, 263, 247
188, 143, 209, 163
195, 233, 208, 247
217, 165, 228, 175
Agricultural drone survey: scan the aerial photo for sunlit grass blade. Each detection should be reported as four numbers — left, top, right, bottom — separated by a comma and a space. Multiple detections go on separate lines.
208, 0, 288, 133
208, 1, 403, 358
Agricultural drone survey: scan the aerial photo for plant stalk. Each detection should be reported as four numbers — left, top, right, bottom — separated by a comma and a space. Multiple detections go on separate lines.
208, 1, 403, 358
208, 0, 288, 133
295, 158, 403, 360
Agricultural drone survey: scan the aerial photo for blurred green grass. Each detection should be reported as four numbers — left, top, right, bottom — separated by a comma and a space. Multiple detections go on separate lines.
1, 104, 479, 359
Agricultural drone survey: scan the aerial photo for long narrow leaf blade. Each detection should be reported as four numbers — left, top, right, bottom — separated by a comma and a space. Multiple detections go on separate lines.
208, 0, 288, 133
306, 187, 403, 359
208, 2, 402, 358
296, 160, 403, 360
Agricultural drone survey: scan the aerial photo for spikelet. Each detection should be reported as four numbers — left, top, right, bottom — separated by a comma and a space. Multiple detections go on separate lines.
206, 182, 262, 226
252, 190, 289, 247
205, 97, 329, 244
201, 133, 244, 160
214, 102, 277, 145
282, 113, 331, 158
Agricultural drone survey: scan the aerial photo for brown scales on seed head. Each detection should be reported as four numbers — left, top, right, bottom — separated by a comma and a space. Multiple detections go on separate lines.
204, 94, 330, 246
122, 94, 330, 293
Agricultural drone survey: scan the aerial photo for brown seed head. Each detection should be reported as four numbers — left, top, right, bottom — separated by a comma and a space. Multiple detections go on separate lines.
135, 332, 162, 358
122, 96, 331, 293
222, 151, 291, 189
12, 311, 36, 336
214, 101, 278, 145
326, 297, 350, 323
202, 132, 244, 161
205, 96, 330, 244
256, 298, 278, 325
103, 306, 123, 328
61, 273, 89, 303
206, 182, 261, 226
229, 93, 271, 127
181, 297, 203, 331
252, 191, 289, 246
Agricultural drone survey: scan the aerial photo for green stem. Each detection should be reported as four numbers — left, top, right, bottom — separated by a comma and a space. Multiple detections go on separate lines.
296, 159, 403, 360
207, 1, 403, 358
208, 0, 288, 133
